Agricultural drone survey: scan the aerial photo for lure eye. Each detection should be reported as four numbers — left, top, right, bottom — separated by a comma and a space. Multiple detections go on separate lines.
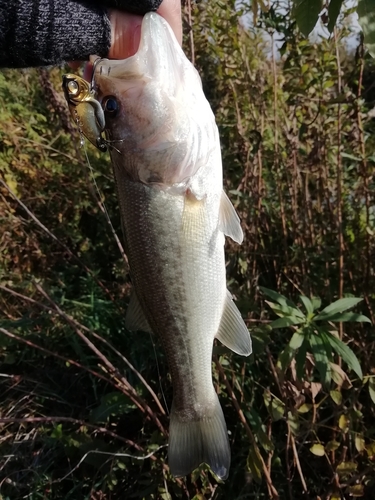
67, 80, 79, 95
103, 96, 119, 117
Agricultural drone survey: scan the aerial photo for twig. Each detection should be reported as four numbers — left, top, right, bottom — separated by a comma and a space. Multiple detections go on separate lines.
0, 416, 140, 450
213, 356, 279, 499
32, 281, 167, 436
0, 327, 114, 387
290, 432, 307, 493
54, 446, 168, 483
0, 284, 167, 416
0, 178, 116, 303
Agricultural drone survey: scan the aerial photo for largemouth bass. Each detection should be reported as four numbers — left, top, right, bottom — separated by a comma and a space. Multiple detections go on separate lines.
63, 12, 251, 480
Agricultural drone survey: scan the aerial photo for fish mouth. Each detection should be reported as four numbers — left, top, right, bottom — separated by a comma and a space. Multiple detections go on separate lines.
92, 12, 183, 89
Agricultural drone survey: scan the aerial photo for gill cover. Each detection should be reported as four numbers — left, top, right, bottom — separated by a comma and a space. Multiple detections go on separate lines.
62, 74, 107, 151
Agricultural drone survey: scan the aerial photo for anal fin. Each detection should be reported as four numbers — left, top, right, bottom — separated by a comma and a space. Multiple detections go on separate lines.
125, 292, 153, 333
216, 291, 252, 356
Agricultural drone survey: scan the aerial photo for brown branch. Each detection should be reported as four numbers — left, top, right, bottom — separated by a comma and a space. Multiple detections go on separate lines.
214, 356, 279, 499
0, 178, 116, 303
0, 284, 166, 417
32, 281, 167, 436
0, 416, 140, 450
0, 327, 114, 387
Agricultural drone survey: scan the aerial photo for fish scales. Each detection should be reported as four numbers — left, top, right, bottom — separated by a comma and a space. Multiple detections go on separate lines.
63, 12, 252, 480
116, 177, 225, 404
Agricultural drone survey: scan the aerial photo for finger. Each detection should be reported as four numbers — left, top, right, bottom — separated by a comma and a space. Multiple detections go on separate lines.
158, 0, 182, 45
107, 10, 143, 59
68, 61, 83, 70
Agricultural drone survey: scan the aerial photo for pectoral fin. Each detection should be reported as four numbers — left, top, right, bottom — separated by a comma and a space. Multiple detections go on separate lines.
125, 292, 153, 333
216, 291, 252, 356
219, 191, 243, 244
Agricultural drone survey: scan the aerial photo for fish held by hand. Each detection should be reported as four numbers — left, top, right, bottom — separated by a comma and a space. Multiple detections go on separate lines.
80, 12, 252, 480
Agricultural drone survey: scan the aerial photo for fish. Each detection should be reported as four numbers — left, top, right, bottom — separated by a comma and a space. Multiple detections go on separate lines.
63, 12, 252, 480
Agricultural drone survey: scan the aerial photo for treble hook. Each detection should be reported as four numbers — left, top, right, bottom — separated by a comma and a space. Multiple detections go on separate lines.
90, 57, 103, 93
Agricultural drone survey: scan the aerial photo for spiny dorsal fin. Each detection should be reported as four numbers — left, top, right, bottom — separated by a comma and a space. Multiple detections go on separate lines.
219, 191, 243, 244
125, 292, 153, 333
216, 291, 252, 356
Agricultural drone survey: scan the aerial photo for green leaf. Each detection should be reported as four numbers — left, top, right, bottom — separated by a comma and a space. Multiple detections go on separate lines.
336, 461, 357, 474
266, 301, 305, 319
326, 440, 340, 451
287, 411, 300, 434
309, 331, 332, 386
315, 298, 363, 320
341, 152, 361, 161
260, 287, 298, 309
330, 390, 342, 405
289, 330, 305, 350
271, 316, 305, 328
245, 409, 274, 452
310, 443, 325, 456
358, 0, 375, 58
297, 403, 312, 414
355, 435, 365, 453
263, 390, 285, 421
311, 297, 322, 311
293, 0, 323, 37
318, 312, 371, 324
246, 444, 263, 482
278, 345, 296, 371
348, 485, 364, 497
338, 414, 350, 432
300, 295, 313, 316
368, 377, 375, 404
321, 331, 363, 379
295, 337, 309, 381
271, 397, 285, 421
327, 0, 344, 32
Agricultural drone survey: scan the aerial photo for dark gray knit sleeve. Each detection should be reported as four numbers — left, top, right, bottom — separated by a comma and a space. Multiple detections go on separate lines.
0, 0, 163, 68
96, 0, 163, 14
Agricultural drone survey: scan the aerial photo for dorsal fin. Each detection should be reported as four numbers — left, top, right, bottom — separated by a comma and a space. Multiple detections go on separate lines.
216, 291, 252, 356
219, 191, 243, 244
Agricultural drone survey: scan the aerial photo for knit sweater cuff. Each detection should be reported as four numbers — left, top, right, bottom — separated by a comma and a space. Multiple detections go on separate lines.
1, 1, 111, 68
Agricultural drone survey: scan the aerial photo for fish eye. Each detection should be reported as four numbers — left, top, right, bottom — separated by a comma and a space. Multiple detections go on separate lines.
102, 96, 119, 117
67, 80, 79, 95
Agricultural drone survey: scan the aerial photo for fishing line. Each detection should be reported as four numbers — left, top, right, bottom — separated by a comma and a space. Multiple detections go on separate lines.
81, 130, 169, 413
81, 140, 128, 265
149, 332, 169, 416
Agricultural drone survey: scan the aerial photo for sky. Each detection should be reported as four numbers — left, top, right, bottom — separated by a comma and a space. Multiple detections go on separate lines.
237, 0, 361, 55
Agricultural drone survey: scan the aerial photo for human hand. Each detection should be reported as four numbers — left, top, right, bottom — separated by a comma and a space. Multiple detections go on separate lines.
70, 0, 182, 73
108, 0, 182, 58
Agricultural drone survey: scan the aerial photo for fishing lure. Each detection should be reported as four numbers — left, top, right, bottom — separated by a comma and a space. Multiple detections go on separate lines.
62, 70, 107, 152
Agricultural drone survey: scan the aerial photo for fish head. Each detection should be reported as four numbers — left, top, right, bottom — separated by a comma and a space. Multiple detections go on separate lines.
93, 13, 219, 190
62, 74, 107, 151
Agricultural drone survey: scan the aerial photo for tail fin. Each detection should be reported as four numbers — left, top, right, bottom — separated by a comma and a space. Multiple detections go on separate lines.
168, 395, 230, 480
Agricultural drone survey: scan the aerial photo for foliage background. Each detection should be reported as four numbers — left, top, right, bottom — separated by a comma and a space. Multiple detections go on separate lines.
1, 1, 375, 499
